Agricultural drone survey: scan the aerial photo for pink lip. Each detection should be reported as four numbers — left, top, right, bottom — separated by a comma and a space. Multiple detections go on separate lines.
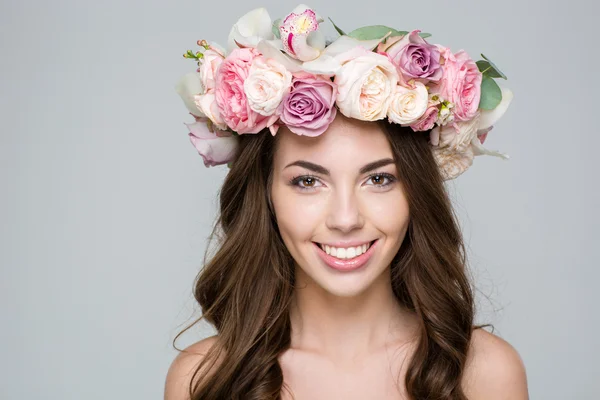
313, 239, 379, 272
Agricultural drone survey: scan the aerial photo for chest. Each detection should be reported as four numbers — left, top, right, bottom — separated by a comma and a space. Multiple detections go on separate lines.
278, 348, 410, 400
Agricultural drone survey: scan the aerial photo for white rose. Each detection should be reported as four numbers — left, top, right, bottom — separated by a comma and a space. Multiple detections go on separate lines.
334, 47, 399, 121
194, 92, 228, 131
387, 81, 429, 125
244, 56, 292, 116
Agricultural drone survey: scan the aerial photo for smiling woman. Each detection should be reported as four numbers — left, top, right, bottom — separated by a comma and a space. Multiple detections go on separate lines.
168, 4, 526, 399
165, 114, 527, 400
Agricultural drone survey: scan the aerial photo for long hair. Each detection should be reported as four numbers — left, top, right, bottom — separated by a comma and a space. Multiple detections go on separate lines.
173, 120, 491, 399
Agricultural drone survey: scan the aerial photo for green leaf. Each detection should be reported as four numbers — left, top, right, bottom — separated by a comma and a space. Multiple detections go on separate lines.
479, 75, 503, 110
389, 30, 431, 39
272, 18, 282, 39
328, 17, 346, 36
347, 25, 403, 40
478, 54, 507, 79
477, 60, 503, 78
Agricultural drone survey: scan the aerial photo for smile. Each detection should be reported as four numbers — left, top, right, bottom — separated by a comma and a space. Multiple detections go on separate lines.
315, 240, 376, 259
312, 239, 379, 272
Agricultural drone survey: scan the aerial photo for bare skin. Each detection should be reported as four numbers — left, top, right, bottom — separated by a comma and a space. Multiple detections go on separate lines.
164, 113, 529, 399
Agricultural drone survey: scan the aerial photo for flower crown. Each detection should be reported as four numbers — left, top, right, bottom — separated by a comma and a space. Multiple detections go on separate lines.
175, 4, 513, 180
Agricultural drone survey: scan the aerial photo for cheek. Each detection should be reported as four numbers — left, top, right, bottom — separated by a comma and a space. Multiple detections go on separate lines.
366, 190, 410, 238
271, 183, 325, 242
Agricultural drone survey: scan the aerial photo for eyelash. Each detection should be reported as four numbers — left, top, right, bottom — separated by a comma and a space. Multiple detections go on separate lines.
289, 172, 397, 191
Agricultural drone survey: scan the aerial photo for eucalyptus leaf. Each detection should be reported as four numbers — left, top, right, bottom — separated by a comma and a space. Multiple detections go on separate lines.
388, 30, 431, 39
479, 76, 503, 110
328, 17, 346, 36
272, 18, 282, 39
480, 54, 507, 79
347, 25, 403, 40
476, 61, 504, 78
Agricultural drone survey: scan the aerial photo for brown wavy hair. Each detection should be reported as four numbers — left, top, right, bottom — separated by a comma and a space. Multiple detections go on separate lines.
173, 119, 492, 399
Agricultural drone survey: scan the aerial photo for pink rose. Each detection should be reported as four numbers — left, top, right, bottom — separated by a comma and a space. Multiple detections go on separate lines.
431, 47, 482, 122
410, 94, 442, 132
410, 104, 438, 132
377, 30, 442, 84
186, 118, 239, 167
214, 48, 278, 134
277, 72, 337, 136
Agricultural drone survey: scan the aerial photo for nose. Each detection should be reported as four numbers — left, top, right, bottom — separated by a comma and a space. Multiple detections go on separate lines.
325, 185, 365, 233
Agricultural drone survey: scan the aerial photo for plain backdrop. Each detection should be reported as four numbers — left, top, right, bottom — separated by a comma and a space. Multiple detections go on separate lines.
1, 0, 598, 398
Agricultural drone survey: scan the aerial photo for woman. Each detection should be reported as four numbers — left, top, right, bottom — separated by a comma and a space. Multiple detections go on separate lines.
166, 5, 528, 399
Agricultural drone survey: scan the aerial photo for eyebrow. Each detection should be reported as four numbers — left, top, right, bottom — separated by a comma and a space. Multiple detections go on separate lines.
284, 158, 395, 175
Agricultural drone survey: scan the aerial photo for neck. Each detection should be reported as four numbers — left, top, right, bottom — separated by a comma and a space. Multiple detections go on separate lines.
288, 265, 419, 362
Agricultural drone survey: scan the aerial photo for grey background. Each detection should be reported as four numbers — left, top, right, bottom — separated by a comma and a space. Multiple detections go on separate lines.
1, 0, 597, 398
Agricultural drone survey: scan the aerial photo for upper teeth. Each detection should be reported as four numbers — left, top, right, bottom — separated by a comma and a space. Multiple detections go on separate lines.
319, 242, 372, 259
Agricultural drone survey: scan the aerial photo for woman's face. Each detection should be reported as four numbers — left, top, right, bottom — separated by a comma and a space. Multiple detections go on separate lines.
270, 113, 410, 297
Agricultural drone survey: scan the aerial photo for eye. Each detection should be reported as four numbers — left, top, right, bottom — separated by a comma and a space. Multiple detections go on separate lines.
289, 174, 322, 190
366, 172, 396, 187
289, 172, 396, 191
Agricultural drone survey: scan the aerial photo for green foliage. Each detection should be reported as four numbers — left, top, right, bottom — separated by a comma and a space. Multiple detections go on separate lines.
479, 75, 503, 110
328, 17, 346, 36
476, 54, 507, 79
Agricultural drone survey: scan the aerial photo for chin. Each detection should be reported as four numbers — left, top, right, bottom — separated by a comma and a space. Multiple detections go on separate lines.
314, 277, 376, 298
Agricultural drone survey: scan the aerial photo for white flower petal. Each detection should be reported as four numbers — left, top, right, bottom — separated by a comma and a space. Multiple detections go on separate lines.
257, 40, 303, 72
265, 38, 283, 50
227, 7, 274, 52
479, 87, 514, 130
306, 29, 326, 51
301, 54, 341, 75
321, 35, 389, 59
175, 72, 205, 117
470, 137, 510, 159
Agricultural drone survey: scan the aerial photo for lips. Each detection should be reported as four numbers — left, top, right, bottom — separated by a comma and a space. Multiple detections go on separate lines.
313, 239, 379, 272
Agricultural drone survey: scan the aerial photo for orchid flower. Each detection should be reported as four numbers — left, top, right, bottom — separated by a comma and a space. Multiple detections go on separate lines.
278, 4, 325, 62
227, 7, 274, 52
227, 5, 390, 75
257, 34, 391, 75
175, 72, 205, 118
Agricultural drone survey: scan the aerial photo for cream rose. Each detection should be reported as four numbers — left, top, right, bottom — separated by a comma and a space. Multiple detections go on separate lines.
334, 47, 399, 121
431, 112, 481, 150
387, 81, 429, 125
194, 92, 228, 131
244, 56, 292, 116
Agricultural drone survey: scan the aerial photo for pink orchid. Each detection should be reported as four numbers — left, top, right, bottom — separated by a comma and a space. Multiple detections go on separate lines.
278, 5, 325, 62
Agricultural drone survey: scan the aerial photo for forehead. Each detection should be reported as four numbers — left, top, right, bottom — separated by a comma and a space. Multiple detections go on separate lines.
273, 114, 393, 170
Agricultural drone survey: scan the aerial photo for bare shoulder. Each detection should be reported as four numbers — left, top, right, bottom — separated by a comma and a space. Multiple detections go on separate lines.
462, 328, 529, 400
164, 335, 221, 400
